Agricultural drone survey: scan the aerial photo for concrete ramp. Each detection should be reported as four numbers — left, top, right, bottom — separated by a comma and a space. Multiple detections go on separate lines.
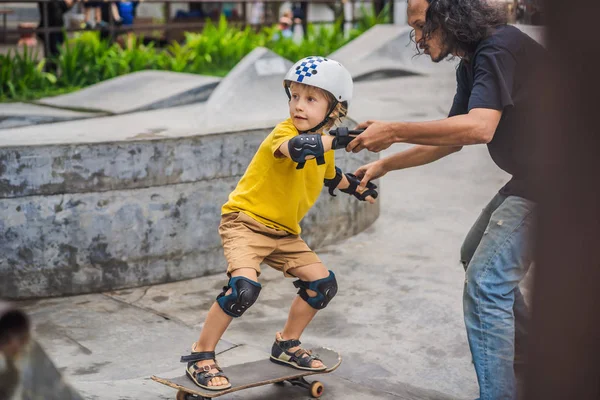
515, 24, 545, 46
329, 25, 458, 81
0, 103, 102, 130
36, 70, 221, 114
0, 102, 211, 148
204, 47, 293, 127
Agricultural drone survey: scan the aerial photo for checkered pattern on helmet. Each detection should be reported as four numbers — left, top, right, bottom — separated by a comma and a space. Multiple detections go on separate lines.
294, 57, 326, 83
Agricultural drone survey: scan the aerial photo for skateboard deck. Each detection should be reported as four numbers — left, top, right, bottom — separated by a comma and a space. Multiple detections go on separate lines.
152, 347, 341, 399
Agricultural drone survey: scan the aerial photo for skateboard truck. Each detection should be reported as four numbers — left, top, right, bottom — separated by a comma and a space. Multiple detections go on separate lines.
287, 376, 325, 397
328, 127, 365, 149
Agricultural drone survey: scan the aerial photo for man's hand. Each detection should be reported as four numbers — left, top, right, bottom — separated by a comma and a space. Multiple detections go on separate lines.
355, 186, 377, 204
346, 120, 397, 153
354, 159, 388, 191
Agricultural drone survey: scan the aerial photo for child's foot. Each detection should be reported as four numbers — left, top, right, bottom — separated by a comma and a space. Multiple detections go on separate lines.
192, 359, 230, 388
270, 332, 326, 371
180, 344, 231, 391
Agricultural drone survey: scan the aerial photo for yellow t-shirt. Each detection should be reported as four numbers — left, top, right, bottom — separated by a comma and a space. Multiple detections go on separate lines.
222, 118, 336, 235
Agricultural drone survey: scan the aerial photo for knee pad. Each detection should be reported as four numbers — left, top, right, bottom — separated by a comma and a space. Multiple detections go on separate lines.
293, 270, 338, 310
216, 276, 262, 318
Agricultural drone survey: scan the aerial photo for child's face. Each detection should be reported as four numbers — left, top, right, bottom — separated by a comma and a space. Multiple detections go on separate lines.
288, 83, 330, 132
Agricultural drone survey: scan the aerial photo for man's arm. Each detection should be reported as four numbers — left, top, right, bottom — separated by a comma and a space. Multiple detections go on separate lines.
381, 144, 462, 170
353, 145, 462, 190
347, 108, 502, 153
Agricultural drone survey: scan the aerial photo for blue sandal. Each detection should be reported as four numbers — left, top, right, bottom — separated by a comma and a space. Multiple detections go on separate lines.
270, 334, 326, 371
180, 350, 231, 391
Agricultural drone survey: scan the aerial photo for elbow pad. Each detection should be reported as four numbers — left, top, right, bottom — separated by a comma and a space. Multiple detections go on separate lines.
288, 134, 325, 169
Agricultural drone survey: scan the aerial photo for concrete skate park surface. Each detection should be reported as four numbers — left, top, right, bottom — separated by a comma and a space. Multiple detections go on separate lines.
330, 25, 459, 81
0, 72, 220, 131
10, 45, 512, 399
0, 102, 103, 130
0, 48, 290, 147
36, 70, 221, 114
4, 24, 542, 399
513, 24, 545, 46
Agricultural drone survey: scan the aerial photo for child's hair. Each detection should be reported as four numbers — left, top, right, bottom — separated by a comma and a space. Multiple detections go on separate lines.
289, 82, 348, 131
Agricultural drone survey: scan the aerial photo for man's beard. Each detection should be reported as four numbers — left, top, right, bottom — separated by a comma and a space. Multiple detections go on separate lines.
430, 46, 451, 63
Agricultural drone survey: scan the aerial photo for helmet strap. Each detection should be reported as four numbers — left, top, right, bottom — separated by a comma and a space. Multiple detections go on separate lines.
302, 101, 339, 134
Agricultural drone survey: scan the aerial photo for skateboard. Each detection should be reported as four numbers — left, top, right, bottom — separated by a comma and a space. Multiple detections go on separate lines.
152, 347, 341, 399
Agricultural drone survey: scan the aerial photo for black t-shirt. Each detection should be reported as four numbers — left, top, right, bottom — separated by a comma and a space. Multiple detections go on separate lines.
448, 25, 546, 200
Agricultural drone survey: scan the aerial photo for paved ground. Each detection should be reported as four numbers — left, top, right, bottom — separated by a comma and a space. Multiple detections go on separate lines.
12, 62, 512, 400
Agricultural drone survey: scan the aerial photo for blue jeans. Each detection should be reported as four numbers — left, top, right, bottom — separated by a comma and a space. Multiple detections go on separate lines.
460, 193, 536, 400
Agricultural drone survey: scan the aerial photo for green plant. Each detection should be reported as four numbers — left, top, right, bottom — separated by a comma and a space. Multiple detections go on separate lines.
0, 46, 56, 101
355, 2, 391, 32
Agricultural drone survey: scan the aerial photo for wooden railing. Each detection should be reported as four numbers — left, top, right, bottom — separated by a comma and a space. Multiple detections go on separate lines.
0, 0, 393, 56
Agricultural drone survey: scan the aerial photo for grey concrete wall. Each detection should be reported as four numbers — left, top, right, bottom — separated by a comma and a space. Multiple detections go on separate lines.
0, 124, 379, 299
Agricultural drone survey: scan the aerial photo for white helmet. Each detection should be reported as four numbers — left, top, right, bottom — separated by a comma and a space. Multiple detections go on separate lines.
284, 56, 353, 108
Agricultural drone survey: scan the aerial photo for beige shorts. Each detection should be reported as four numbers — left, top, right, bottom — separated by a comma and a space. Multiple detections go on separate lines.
219, 212, 321, 277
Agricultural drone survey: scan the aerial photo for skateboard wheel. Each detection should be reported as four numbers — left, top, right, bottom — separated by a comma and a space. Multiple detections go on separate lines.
176, 390, 198, 400
310, 381, 324, 398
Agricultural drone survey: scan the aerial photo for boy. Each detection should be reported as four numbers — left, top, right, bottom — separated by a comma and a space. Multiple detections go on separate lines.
180, 56, 379, 390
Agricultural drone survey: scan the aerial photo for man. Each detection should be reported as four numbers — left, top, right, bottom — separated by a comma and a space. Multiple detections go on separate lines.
37, 0, 76, 71
347, 0, 546, 399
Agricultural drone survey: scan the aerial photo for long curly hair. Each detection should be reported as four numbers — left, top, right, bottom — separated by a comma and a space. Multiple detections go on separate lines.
415, 0, 508, 59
